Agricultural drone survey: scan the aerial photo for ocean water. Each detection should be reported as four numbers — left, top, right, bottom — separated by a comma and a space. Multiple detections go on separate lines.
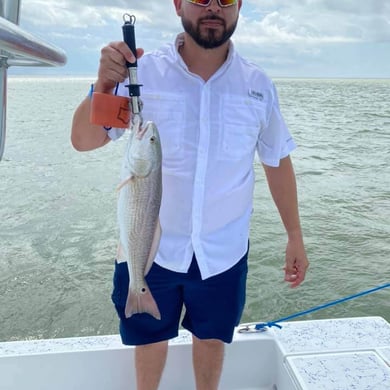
0, 77, 389, 341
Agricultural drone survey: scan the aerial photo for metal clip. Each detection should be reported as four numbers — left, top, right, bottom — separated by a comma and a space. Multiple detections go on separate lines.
123, 13, 136, 25
238, 323, 268, 334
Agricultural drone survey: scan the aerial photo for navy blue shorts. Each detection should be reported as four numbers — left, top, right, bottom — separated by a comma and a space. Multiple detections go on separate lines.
111, 252, 248, 345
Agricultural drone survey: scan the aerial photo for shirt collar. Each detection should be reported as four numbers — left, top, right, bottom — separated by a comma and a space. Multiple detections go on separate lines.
173, 33, 235, 73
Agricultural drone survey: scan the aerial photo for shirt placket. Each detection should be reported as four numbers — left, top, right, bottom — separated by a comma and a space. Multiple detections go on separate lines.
191, 82, 211, 266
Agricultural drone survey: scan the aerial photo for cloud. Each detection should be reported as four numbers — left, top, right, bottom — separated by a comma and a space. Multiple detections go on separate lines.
21, 1, 108, 28
21, 0, 179, 30
243, 0, 390, 43
235, 11, 359, 46
21, 0, 390, 44
12, 0, 390, 77
20, 0, 181, 57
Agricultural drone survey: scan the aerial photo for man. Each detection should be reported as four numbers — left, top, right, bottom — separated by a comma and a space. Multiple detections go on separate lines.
71, 0, 309, 389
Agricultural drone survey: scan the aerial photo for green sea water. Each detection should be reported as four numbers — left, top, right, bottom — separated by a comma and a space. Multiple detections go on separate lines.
0, 77, 389, 341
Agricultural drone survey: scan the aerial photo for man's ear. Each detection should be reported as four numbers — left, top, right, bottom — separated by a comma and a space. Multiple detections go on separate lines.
173, 0, 183, 16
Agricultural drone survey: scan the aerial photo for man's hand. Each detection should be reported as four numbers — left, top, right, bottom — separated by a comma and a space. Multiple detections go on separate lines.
284, 238, 309, 288
95, 42, 144, 93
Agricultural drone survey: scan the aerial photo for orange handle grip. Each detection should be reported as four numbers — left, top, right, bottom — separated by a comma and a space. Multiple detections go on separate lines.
90, 92, 131, 128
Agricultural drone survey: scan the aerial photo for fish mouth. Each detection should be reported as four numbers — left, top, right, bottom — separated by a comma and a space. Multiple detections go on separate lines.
135, 125, 147, 140
134, 121, 157, 140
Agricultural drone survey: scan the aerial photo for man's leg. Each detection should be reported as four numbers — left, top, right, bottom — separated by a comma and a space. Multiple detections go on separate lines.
182, 254, 248, 389
192, 336, 225, 390
135, 341, 169, 390
112, 261, 185, 389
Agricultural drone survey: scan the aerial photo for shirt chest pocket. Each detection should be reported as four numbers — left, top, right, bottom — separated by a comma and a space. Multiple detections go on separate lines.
218, 96, 265, 161
141, 93, 186, 156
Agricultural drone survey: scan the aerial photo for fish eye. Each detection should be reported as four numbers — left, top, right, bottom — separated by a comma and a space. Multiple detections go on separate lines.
150, 136, 156, 143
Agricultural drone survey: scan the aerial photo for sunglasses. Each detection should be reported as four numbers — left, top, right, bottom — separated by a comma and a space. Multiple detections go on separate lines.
185, 0, 238, 8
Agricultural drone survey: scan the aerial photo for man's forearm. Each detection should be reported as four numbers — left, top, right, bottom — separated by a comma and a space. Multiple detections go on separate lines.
262, 156, 303, 240
71, 97, 111, 152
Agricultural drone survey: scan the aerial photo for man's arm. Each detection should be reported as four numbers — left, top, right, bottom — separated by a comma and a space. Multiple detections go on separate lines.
70, 42, 143, 152
71, 92, 112, 152
262, 155, 309, 288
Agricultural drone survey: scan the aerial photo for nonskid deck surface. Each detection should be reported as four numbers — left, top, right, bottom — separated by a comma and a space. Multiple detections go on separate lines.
271, 317, 390, 390
227, 387, 279, 390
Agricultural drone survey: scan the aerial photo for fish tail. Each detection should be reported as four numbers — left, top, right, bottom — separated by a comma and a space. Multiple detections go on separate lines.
125, 284, 161, 320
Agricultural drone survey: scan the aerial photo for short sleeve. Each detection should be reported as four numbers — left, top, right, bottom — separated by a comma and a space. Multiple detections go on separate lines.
256, 83, 296, 167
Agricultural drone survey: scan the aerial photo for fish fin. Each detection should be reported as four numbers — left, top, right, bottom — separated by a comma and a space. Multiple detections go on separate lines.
116, 175, 134, 191
144, 219, 162, 276
125, 283, 161, 320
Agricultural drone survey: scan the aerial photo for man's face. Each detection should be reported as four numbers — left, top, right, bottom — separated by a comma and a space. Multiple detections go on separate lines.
174, 0, 241, 49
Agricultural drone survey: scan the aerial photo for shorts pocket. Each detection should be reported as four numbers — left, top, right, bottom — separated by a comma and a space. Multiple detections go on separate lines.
111, 261, 129, 309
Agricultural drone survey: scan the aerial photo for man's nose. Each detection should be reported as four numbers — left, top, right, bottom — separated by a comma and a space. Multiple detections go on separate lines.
206, 0, 222, 11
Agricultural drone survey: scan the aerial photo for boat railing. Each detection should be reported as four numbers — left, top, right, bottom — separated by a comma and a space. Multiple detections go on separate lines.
0, 0, 67, 161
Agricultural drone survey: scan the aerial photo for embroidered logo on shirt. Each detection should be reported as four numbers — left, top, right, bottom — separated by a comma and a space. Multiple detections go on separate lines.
248, 89, 264, 101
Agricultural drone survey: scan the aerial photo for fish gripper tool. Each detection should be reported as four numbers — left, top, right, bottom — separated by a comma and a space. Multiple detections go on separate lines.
122, 13, 143, 126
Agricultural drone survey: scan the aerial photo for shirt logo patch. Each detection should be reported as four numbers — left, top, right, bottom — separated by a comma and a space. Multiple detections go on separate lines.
248, 89, 264, 101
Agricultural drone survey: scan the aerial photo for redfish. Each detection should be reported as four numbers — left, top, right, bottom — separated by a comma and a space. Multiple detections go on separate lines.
116, 121, 162, 320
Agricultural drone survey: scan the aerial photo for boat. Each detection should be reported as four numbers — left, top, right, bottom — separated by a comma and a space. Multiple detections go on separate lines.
1, 3, 390, 389
0, 0, 66, 161
1, 316, 390, 389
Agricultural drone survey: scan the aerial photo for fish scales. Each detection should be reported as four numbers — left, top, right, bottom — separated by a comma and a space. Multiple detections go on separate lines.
117, 121, 162, 320
125, 171, 161, 286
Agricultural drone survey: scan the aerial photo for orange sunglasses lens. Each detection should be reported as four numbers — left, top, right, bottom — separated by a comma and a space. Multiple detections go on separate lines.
186, 0, 238, 7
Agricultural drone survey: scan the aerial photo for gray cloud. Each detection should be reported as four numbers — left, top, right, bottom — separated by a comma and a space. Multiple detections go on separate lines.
21, 0, 390, 42
21, 0, 179, 30
15, 0, 390, 77
244, 0, 390, 43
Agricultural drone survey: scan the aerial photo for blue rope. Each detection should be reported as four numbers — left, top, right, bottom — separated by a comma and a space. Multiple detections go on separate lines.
255, 282, 390, 330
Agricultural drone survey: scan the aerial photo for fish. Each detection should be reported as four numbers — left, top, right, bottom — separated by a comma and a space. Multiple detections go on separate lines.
116, 120, 162, 320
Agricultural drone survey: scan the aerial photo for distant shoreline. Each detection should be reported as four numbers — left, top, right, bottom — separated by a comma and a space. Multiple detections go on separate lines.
7, 74, 390, 82
8, 74, 95, 78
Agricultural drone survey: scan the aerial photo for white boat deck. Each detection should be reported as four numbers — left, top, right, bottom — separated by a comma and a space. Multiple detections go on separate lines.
1, 316, 389, 389
274, 317, 390, 389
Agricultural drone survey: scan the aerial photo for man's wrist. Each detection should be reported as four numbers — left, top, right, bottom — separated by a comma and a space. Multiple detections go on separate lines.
93, 80, 116, 95
287, 228, 303, 241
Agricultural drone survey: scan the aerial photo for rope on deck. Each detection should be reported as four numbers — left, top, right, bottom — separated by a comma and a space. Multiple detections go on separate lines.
255, 282, 390, 330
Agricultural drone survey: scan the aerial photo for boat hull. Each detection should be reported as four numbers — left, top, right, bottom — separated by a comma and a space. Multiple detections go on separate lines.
1, 317, 390, 389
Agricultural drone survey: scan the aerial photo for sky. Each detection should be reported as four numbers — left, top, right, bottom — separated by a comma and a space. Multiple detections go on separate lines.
8, 0, 390, 78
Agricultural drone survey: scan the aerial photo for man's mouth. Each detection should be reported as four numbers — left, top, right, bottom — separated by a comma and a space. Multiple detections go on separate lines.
200, 17, 225, 28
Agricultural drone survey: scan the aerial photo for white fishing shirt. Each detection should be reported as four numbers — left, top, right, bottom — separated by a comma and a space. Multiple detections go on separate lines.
109, 34, 296, 279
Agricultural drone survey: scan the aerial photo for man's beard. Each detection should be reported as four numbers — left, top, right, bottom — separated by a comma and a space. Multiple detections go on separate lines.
181, 14, 238, 49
